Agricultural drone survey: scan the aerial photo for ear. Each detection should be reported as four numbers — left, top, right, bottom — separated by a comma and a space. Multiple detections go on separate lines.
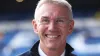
68, 20, 74, 34
32, 19, 38, 33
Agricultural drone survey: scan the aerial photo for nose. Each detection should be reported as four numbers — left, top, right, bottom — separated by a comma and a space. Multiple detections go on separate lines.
48, 22, 57, 32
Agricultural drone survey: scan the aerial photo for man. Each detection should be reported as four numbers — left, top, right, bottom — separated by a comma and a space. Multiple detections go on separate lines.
20, 0, 75, 56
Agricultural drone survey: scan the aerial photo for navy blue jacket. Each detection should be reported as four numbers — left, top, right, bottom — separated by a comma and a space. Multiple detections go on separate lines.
20, 41, 75, 56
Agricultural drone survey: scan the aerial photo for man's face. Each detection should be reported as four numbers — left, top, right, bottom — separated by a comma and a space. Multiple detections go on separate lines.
32, 3, 74, 49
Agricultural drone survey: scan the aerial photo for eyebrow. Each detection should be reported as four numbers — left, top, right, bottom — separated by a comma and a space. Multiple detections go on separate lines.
41, 16, 49, 19
41, 16, 67, 20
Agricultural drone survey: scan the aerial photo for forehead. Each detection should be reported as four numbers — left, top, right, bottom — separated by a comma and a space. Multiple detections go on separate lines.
36, 3, 70, 20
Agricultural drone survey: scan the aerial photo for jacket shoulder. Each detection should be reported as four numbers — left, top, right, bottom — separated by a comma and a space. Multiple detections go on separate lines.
69, 53, 76, 56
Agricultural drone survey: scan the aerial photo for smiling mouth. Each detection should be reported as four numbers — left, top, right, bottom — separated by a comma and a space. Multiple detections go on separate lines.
45, 34, 60, 38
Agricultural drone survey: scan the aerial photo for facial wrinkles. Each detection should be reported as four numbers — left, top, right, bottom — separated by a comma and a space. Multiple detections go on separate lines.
37, 3, 70, 21
38, 11, 69, 29
47, 8, 66, 20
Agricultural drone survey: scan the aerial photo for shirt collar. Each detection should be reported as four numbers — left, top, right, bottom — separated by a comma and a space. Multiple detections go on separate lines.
38, 44, 65, 56
38, 44, 47, 56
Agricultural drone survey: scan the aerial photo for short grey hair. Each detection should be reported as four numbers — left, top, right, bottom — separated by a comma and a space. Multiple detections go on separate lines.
34, 0, 73, 20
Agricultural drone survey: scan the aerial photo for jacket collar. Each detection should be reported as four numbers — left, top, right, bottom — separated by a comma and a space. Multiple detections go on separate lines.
30, 40, 74, 56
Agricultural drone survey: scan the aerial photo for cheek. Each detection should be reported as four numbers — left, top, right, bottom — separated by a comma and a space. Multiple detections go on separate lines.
60, 25, 69, 31
37, 25, 47, 34
37, 25, 48, 40
59, 25, 69, 35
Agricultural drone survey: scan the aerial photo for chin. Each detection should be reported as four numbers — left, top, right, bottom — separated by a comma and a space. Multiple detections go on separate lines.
46, 43, 59, 50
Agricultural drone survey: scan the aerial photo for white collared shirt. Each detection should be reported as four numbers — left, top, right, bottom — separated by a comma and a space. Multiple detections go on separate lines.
38, 44, 65, 56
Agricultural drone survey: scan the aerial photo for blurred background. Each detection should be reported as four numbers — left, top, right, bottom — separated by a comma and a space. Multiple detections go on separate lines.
0, 0, 100, 56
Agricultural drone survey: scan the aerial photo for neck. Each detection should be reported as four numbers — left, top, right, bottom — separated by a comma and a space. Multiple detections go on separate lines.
40, 41, 66, 56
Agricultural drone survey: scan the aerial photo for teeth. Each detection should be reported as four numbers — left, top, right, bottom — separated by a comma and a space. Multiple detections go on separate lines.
47, 35, 58, 38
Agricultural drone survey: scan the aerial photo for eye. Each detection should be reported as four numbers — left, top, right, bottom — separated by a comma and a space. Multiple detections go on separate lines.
40, 17, 50, 24
42, 19, 49, 23
56, 19, 65, 23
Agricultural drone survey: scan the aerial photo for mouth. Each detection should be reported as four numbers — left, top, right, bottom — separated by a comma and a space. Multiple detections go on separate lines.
45, 34, 60, 39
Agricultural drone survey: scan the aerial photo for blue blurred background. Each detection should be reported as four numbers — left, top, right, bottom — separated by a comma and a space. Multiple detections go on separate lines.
0, 0, 100, 56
